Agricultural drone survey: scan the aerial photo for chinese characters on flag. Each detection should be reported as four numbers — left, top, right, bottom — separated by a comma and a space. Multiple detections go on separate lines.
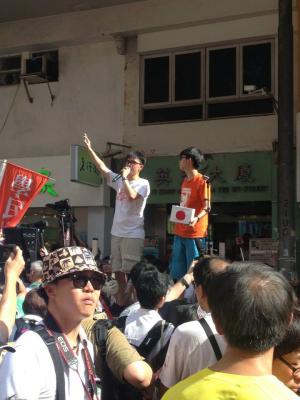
0, 161, 48, 228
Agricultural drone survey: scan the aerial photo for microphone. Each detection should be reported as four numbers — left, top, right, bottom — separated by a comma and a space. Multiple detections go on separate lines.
112, 172, 123, 182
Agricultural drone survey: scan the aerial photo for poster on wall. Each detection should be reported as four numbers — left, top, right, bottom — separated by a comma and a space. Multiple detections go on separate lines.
249, 238, 278, 267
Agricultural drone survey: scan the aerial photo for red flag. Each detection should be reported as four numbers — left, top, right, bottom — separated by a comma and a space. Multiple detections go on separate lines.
0, 161, 49, 228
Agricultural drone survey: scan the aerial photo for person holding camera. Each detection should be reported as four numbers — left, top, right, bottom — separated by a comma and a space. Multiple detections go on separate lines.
0, 246, 25, 346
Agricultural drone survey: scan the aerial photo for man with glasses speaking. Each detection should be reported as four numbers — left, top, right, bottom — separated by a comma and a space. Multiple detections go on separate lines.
84, 134, 150, 306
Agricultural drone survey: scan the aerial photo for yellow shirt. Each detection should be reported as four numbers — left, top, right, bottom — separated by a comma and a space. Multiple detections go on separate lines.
162, 368, 299, 400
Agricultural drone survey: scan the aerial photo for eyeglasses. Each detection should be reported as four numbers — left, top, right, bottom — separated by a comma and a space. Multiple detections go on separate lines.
279, 355, 300, 376
67, 273, 105, 290
126, 159, 142, 165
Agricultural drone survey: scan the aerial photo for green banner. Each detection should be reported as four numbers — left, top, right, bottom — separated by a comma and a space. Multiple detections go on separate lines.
141, 151, 275, 204
70, 145, 102, 187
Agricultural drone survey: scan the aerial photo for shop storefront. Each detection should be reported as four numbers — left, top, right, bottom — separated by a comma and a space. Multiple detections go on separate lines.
141, 151, 277, 263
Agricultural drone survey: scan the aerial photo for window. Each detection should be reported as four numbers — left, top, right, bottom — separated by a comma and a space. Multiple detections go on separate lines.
140, 39, 274, 124
144, 55, 169, 104
142, 50, 203, 123
208, 46, 237, 98
0, 55, 21, 86
174, 52, 201, 101
242, 42, 271, 95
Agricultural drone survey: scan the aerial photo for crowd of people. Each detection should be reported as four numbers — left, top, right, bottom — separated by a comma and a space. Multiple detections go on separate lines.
0, 140, 299, 399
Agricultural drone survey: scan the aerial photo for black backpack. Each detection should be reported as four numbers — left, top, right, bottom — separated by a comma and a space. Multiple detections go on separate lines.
93, 318, 172, 400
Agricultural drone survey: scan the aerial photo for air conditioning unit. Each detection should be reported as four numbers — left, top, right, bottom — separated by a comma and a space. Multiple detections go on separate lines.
22, 54, 57, 84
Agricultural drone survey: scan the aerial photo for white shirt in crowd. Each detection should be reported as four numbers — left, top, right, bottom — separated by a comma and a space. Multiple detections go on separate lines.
159, 313, 227, 388
124, 307, 174, 360
0, 326, 94, 400
108, 171, 150, 239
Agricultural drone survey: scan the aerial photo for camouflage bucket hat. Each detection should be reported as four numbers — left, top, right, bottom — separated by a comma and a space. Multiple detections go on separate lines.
42, 246, 101, 286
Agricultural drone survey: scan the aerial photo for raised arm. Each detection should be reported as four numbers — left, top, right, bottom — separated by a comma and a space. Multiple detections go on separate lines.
0, 247, 25, 343
165, 260, 196, 302
83, 133, 110, 178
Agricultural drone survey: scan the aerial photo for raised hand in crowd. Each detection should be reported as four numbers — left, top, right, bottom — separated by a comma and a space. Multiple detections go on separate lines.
0, 247, 25, 343
39, 246, 49, 258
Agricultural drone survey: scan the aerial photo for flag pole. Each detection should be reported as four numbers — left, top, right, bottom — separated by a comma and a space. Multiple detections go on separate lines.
0, 159, 56, 182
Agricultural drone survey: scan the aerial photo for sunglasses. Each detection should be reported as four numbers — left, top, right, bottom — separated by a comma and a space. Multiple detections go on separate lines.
126, 159, 142, 165
62, 273, 105, 290
279, 355, 300, 376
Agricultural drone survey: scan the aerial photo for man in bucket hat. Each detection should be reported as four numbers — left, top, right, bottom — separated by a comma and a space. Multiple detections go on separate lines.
0, 246, 105, 400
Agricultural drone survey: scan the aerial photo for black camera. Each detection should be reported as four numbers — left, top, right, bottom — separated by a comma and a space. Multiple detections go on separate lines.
46, 199, 71, 213
46, 199, 76, 227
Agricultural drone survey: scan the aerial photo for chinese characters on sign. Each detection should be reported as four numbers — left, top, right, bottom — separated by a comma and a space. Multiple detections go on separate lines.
80, 157, 100, 176
155, 168, 172, 187
3, 174, 32, 219
235, 164, 254, 183
208, 165, 226, 184
145, 153, 271, 203
38, 168, 58, 197
70, 145, 102, 187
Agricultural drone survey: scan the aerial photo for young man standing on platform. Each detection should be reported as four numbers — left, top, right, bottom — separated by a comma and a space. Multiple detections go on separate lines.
84, 134, 150, 306
170, 147, 210, 280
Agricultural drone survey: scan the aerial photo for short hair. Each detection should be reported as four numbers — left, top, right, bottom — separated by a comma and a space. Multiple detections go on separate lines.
125, 151, 146, 166
193, 257, 230, 294
135, 269, 170, 309
207, 262, 296, 353
176, 304, 198, 325
179, 147, 204, 169
128, 262, 157, 288
30, 260, 43, 274
274, 307, 300, 358
22, 288, 47, 318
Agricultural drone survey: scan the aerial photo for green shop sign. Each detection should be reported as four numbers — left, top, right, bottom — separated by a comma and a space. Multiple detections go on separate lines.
70, 145, 102, 187
142, 151, 275, 204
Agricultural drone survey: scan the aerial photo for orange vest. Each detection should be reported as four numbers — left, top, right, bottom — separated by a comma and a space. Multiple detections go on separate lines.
174, 173, 210, 238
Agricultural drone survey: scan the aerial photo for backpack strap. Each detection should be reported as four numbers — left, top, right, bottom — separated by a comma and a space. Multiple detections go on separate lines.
34, 325, 66, 400
114, 315, 127, 333
199, 318, 222, 360
93, 319, 117, 400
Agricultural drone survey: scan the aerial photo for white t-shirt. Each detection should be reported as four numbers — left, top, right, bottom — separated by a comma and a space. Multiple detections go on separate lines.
0, 326, 94, 400
124, 307, 174, 361
159, 314, 227, 388
108, 171, 150, 239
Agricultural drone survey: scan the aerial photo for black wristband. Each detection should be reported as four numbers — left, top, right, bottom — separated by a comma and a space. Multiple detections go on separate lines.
180, 277, 190, 289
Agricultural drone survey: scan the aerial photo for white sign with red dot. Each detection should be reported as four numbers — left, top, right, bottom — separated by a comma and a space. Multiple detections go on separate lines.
170, 205, 195, 225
